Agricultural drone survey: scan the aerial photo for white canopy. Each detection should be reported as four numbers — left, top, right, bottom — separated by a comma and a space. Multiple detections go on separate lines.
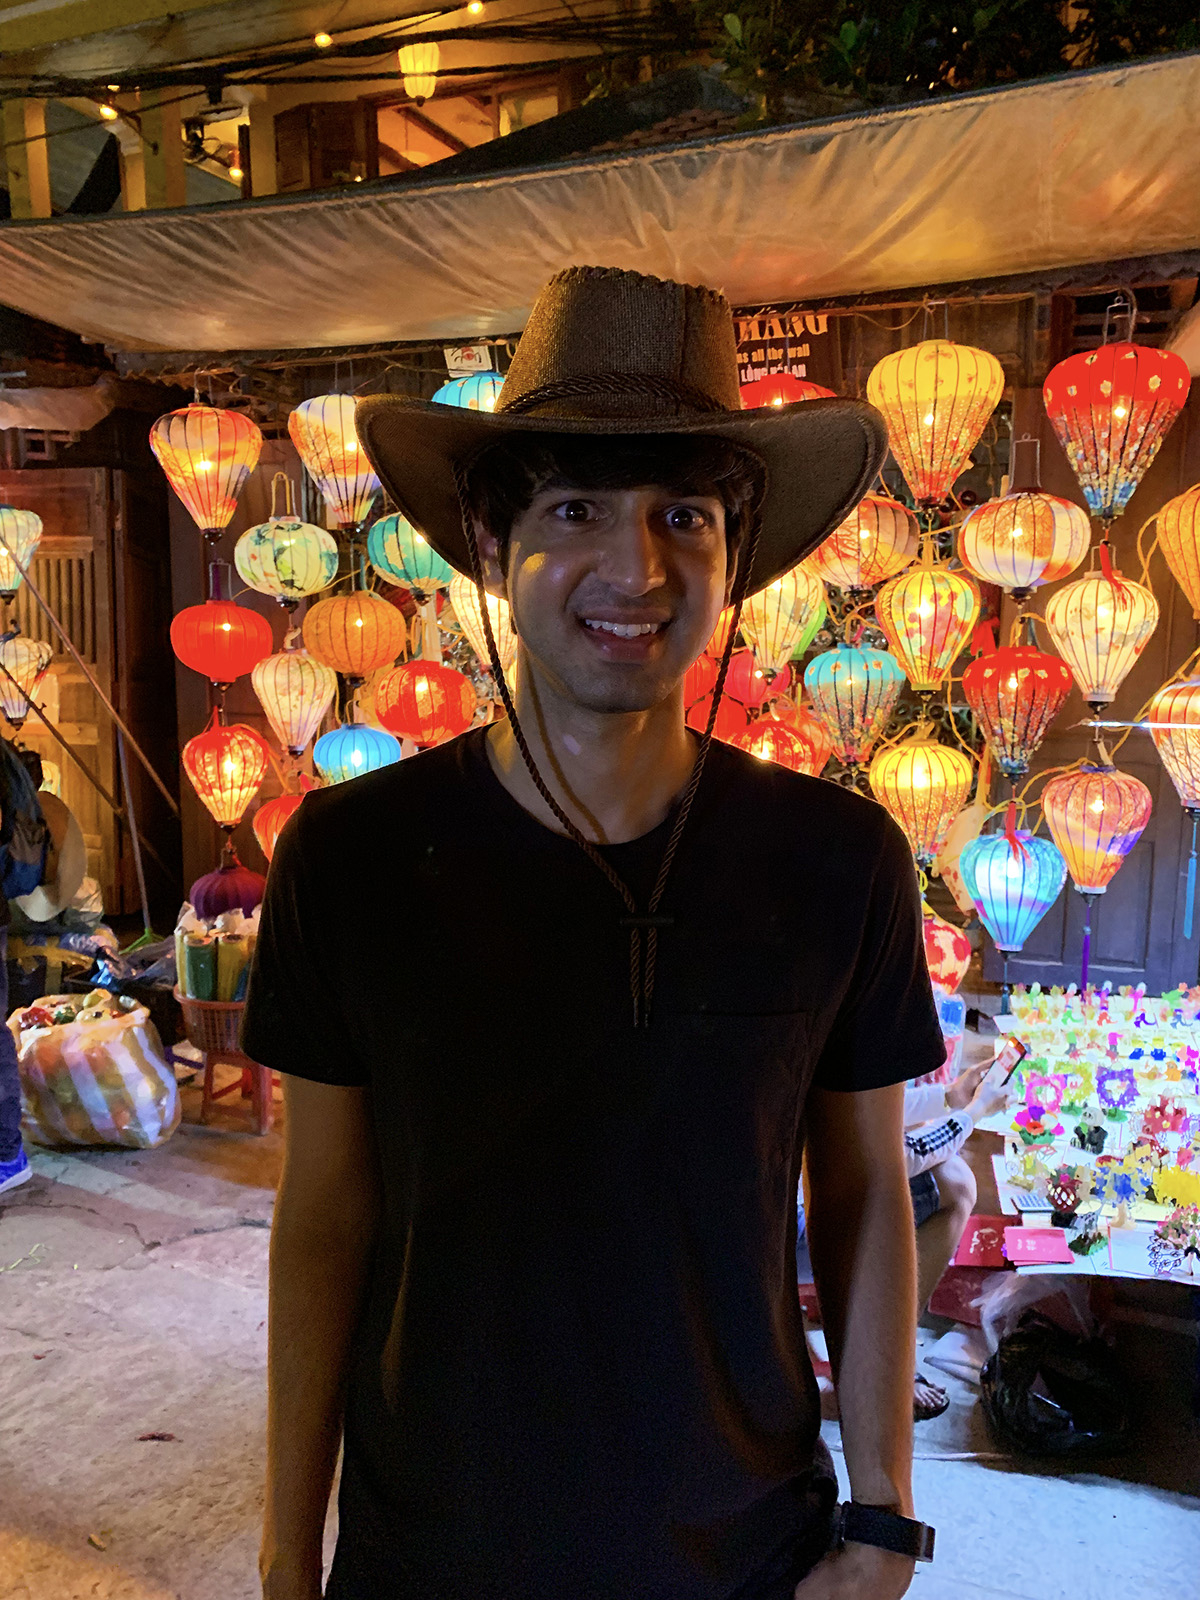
1, 52, 1197, 353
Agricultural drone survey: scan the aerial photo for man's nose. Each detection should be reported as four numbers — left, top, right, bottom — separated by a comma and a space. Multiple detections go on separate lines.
598, 508, 666, 595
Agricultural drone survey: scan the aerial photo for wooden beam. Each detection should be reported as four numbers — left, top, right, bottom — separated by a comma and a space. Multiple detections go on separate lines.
3, 100, 52, 218
141, 95, 185, 209
398, 105, 469, 155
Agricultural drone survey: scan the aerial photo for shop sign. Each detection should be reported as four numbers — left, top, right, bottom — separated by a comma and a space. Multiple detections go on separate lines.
735, 311, 840, 390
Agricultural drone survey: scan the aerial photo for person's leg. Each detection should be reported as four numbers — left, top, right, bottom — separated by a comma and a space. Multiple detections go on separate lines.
0, 930, 30, 1192
915, 1153, 977, 1311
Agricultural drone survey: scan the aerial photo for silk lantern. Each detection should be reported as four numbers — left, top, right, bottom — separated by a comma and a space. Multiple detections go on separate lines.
448, 574, 517, 671
936, 784, 989, 918
723, 649, 772, 709
368, 512, 453, 593
0, 634, 51, 727
398, 38, 439, 101
253, 789, 307, 863
1030, 495, 1091, 585
1043, 558, 1158, 709
959, 490, 1082, 596
962, 643, 1073, 778
0, 508, 42, 599
1149, 678, 1200, 939
252, 643, 337, 755
866, 340, 1004, 505
288, 395, 379, 530
687, 693, 748, 743
704, 605, 738, 662
313, 721, 402, 784
1043, 342, 1190, 526
960, 825, 1068, 1007
740, 563, 826, 674
808, 495, 919, 592
171, 596, 273, 686
804, 644, 905, 766
150, 405, 262, 542
39, 759, 61, 797
1155, 484, 1200, 620
190, 849, 265, 919
432, 373, 505, 411
740, 373, 835, 408
375, 661, 476, 744
734, 708, 831, 775
235, 491, 338, 608
868, 730, 974, 866
183, 712, 269, 830
302, 590, 405, 680
683, 653, 717, 707
875, 561, 980, 694
922, 908, 973, 993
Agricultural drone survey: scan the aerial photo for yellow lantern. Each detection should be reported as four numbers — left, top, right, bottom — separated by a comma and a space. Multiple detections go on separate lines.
1155, 484, 1200, 620
808, 495, 918, 592
252, 639, 338, 755
1150, 678, 1200, 811
874, 559, 979, 694
740, 562, 826, 675
866, 340, 1004, 506
868, 727, 974, 866
398, 39, 439, 102
149, 404, 263, 542
0, 633, 51, 728
302, 591, 406, 680
959, 489, 1087, 596
1043, 560, 1158, 709
449, 573, 517, 671
0, 507, 42, 600
288, 395, 380, 529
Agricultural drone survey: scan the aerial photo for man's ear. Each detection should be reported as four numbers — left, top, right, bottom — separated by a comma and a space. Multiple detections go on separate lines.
474, 518, 509, 600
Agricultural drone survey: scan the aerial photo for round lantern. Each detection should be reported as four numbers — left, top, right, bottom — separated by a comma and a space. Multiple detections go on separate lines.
1043, 563, 1158, 709
448, 573, 517, 671
960, 825, 1068, 1008
302, 590, 406, 680
375, 661, 476, 744
734, 708, 832, 775
722, 649, 772, 709
0, 507, 42, 599
740, 562, 826, 674
0, 633, 51, 727
959, 490, 1073, 596
866, 339, 1005, 505
183, 712, 269, 830
190, 849, 266, 918
1042, 764, 1152, 895
170, 598, 273, 686
740, 373, 836, 408
313, 721, 402, 784
686, 693, 749, 744
1043, 341, 1190, 525
922, 908, 973, 993
432, 373, 505, 411
235, 514, 338, 608
683, 653, 717, 707
149, 405, 262, 541
368, 512, 454, 594
874, 561, 980, 694
1155, 484, 1200, 620
1028, 495, 1091, 585
808, 495, 919, 592
804, 644, 906, 766
288, 395, 379, 529
962, 643, 1074, 778
253, 791, 304, 863
868, 729, 974, 866
251, 643, 337, 755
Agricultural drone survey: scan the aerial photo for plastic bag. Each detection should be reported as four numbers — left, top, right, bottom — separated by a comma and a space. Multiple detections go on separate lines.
11, 994, 180, 1148
980, 1311, 1129, 1458
975, 1269, 1095, 1355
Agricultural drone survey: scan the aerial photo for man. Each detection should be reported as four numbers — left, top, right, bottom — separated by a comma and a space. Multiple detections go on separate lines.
245, 267, 945, 1600
0, 739, 49, 1199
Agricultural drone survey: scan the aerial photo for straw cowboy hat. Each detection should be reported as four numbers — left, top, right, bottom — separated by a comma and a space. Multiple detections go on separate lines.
15, 791, 86, 924
356, 266, 887, 594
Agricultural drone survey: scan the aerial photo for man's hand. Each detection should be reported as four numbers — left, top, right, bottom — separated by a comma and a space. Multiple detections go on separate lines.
793, 1543, 915, 1599
945, 1060, 990, 1110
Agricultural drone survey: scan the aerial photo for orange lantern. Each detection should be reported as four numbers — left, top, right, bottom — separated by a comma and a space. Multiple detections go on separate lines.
961, 641, 1073, 779
740, 373, 835, 408
704, 604, 738, 662
959, 490, 1087, 596
869, 728, 974, 866
683, 653, 717, 707
740, 563, 826, 673
150, 405, 262, 542
253, 790, 305, 863
171, 597, 273, 686
288, 394, 379, 529
1043, 557, 1158, 710
866, 340, 1004, 505
375, 661, 476, 744
1155, 484, 1200, 620
183, 712, 269, 830
734, 707, 832, 775
448, 573, 517, 671
1042, 763, 1152, 895
687, 693, 748, 743
874, 559, 979, 694
302, 590, 406, 680
808, 495, 919, 592
1149, 677, 1200, 939
251, 640, 337, 755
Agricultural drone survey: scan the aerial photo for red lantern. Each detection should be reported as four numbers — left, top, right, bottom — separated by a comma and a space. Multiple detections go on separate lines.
723, 648, 772, 708
704, 606, 738, 661
182, 711, 269, 830
253, 791, 304, 862
171, 599, 273, 686
687, 694, 749, 743
733, 720, 807, 772
375, 661, 476, 744
740, 373, 835, 408
683, 654, 717, 707
962, 643, 1073, 779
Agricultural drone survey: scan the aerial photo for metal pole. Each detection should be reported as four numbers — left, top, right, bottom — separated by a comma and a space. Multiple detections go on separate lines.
116, 731, 152, 937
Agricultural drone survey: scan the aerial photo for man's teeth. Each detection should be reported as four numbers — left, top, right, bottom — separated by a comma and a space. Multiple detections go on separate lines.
583, 620, 663, 637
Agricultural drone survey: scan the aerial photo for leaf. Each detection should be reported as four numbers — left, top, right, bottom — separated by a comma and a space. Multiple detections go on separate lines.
723, 12, 742, 43
839, 20, 858, 51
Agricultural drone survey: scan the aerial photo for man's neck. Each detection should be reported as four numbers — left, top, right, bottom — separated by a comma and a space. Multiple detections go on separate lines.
485, 657, 698, 846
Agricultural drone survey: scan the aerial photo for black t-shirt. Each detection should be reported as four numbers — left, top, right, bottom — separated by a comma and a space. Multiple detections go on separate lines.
242, 729, 943, 1600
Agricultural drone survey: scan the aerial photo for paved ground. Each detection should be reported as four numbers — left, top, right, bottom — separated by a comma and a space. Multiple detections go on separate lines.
1, 1064, 1198, 1600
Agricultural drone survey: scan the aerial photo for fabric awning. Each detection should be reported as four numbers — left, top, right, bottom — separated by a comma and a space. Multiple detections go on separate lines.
0, 52, 1197, 354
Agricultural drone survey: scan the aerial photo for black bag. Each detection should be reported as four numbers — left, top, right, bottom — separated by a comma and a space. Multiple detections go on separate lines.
980, 1311, 1130, 1458
0, 738, 48, 899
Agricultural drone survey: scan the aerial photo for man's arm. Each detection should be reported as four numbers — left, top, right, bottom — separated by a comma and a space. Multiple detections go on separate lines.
261, 1077, 381, 1600
796, 1081, 917, 1600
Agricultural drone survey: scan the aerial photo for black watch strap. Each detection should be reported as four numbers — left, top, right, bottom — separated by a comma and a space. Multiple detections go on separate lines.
832, 1502, 936, 1564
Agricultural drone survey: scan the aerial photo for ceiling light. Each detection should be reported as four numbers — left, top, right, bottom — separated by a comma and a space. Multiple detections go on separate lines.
468, 1, 483, 11
314, 31, 333, 48
98, 103, 118, 121
229, 163, 244, 182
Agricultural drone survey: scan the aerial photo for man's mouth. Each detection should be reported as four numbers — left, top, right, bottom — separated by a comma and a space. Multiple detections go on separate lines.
581, 619, 666, 638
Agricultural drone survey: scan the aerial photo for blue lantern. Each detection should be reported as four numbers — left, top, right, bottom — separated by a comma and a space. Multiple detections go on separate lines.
432, 372, 505, 411
803, 644, 905, 767
960, 828, 1067, 1011
368, 512, 453, 593
314, 722, 402, 785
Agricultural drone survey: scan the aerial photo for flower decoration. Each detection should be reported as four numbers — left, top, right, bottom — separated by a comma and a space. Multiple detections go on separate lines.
961, 643, 1073, 778
807, 495, 919, 591
1149, 1205, 1200, 1278
1097, 1065, 1138, 1113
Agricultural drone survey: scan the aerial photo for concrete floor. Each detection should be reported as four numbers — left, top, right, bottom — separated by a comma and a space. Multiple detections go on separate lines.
1, 1066, 1198, 1600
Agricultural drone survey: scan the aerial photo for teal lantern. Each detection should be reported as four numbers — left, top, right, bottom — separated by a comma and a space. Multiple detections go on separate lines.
803, 644, 905, 768
960, 825, 1067, 1011
368, 512, 453, 594
432, 373, 505, 411
314, 722, 402, 785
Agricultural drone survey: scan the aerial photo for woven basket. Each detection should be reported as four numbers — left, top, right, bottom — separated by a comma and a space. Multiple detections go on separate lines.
174, 987, 246, 1056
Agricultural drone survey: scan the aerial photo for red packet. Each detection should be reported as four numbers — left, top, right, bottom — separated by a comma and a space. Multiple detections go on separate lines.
1002, 1227, 1074, 1265
954, 1216, 1010, 1269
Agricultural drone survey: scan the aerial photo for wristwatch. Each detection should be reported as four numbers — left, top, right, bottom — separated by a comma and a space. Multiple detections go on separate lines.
832, 1502, 936, 1564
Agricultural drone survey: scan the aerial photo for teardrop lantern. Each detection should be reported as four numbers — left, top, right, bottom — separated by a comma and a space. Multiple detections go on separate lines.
1043, 341, 1190, 526
961, 641, 1074, 779
959, 490, 1078, 596
868, 728, 974, 866
302, 590, 406, 680
808, 495, 919, 592
723, 649, 773, 710
740, 373, 836, 408
1043, 558, 1158, 709
368, 512, 454, 595
183, 712, 269, 830
375, 661, 476, 745
0, 633, 51, 727
1155, 484, 1200, 620
432, 373, 505, 411
171, 570, 274, 687
253, 788, 308, 863
960, 825, 1068, 1005
686, 693, 749, 744
875, 559, 980, 694
734, 708, 832, 775
235, 475, 338, 609
1149, 678, 1200, 939
251, 638, 338, 755
313, 721, 402, 784
740, 562, 826, 674
0, 508, 42, 600
448, 573, 517, 671
288, 395, 379, 532
866, 340, 1004, 505
803, 644, 906, 767
150, 405, 262, 543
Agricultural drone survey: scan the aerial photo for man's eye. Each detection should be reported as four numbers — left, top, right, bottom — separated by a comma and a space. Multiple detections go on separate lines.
665, 506, 708, 531
553, 500, 592, 522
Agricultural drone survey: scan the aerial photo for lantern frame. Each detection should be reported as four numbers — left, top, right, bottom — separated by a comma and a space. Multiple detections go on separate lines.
313, 720, 402, 784
961, 641, 1074, 779
808, 495, 919, 592
375, 660, 477, 744
288, 394, 380, 531
368, 512, 454, 594
866, 339, 1004, 506
868, 728, 974, 866
448, 573, 517, 671
0, 632, 51, 728
739, 373, 836, 408
302, 590, 406, 681
1043, 563, 1158, 710
874, 557, 980, 695
149, 404, 262, 542
182, 711, 269, 831
740, 562, 826, 674
0, 507, 43, 600
251, 641, 337, 755
803, 643, 906, 767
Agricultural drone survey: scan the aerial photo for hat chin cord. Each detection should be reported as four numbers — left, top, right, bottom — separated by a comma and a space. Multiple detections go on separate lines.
453, 458, 761, 1029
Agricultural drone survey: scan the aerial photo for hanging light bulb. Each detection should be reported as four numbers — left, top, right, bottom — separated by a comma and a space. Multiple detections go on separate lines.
432, 373, 505, 411
740, 563, 825, 676
1149, 677, 1200, 940
251, 636, 337, 755
807, 495, 919, 592
1154, 483, 1200, 620
803, 643, 906, 767
183, 712, 269, 830
302, 591, 406, 680
448, 573, 517, 670
0, 508, 42, 600
368, 512, 454, 594
398, 38, 440, 102
375, 660, 476, 744
866, 340, 1004, 505
868, 727, 974, 866
875, 559, 979, 694
235, 475, 338, 609
961, 641, 1074, 779
1043, 558, 1158, 710
149, 405, 262, 543
313, 721, 402, 784
288, 395, 380, 531
0, 634, 51, 728
959, 822, 1068, 1008
739, 373, 836, 408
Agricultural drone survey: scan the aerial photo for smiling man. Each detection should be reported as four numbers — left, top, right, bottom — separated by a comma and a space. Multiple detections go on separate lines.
245, 267, 945, 1600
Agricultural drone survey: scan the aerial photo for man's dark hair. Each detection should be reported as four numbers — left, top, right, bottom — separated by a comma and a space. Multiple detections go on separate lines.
465, 433, 765, 572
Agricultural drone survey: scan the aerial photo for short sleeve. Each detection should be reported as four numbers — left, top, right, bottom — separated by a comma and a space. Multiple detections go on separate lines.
240, 805, 368, 1086
812, 816, 946, 1092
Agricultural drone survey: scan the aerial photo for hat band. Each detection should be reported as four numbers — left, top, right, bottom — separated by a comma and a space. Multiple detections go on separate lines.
499, 373, 730, 418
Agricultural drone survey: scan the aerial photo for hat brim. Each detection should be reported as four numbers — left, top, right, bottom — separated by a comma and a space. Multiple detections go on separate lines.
356, 395, 888, 595
15, 793, 87, 925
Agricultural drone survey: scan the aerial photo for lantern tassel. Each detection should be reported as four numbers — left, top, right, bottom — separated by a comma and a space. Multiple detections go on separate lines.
1080, 893, 1094, 987
1004, 798, 1028, 861
1097, 540, 1131, 609
971, 618, 998, 657
1186, 814, 1199, 941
